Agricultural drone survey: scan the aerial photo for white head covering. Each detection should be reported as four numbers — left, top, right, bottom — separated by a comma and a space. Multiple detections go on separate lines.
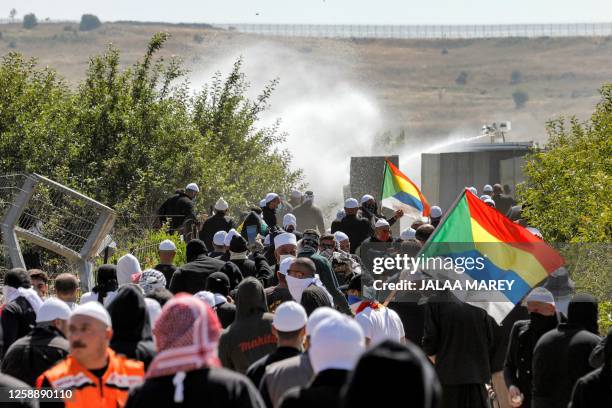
526, 287, 555, 306
144, 298, 162, 326
159, 239, 176, 251
400, 228, 416, 240
306, 306, 341, 336
483, 184, 493, 193
259, 199, 267, 208
214, 197, 228, 211
194, 291, 216, 308
265, 193, 279, 204
186, 183, 199, 192
290, 190, 302, 199
36, 297, 72, 323
484, 198, 496, 207
71, 301, 112, 327
344, 198, 359, 209
212, 230, 227, 246
279, 256, 296, 276
309, 315, 365, 373
283, 213, 297, 228
117, 253, 141, 286
480, 194, 492, 201
224, 229, 239, 247
375, 218, 390, 228
430, 206, 442, 219
273, 301, 307, 332
139, 269, 167, 296
468, 186, 478, 196
274, 232, 297, 248
360, 194, 375, 204
2, 286, 43, 312
334, 231, 349, 243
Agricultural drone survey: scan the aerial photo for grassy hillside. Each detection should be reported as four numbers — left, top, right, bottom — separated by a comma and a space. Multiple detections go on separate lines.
1, 21, 611, 141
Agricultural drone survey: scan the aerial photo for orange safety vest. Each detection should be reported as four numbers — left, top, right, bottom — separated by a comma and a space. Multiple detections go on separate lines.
36, 348, 144, 408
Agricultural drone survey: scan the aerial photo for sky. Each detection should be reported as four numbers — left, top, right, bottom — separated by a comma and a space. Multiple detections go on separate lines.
3, 0, 612, 25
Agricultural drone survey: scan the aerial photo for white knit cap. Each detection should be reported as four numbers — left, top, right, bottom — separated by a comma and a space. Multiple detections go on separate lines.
375, 218, 390, 228
283, 213, 297, 228
194, 291, 216, 308
213, 230, 227, 246
273, 301, 307, 332
430, 206, 442, 218
259, 199, 267, 208
334, 231, 349, 242
279, 256, 296, 276
344, 198, 359, 209
360, 194, 375, 204
224, 229, 239, 247
117, 253, 141, 286
468, 186, 478, 196
186, 183, 200, 192
215, 197, 229, 211
525, 287, 555, 306
290, 190, 302, 199
306, 306, 341, 335
265, 193, 279, 204
483, 184, 493, 193
309, 315, 365, 374
274, 232, 297, 248
36, 297, 72, 323
159, 239, 176, 251
71, 301, 112, 327
400, 228, 416, 240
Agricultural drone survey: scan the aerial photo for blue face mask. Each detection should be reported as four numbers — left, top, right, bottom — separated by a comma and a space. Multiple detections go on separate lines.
347, 295, 361, 305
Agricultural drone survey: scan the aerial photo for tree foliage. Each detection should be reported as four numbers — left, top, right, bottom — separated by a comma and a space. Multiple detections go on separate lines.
512, 90, 529, 109
0, 32, 302, 226
22, 13, 37, 29
79, 14, 102, 31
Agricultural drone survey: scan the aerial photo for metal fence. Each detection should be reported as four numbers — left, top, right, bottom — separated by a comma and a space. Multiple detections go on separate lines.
215, 22, 612, 39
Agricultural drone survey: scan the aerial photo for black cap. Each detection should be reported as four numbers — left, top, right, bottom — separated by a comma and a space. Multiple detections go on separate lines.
4, 268, 31, 289
229, 234, 248, 253
206, 272, 230, 296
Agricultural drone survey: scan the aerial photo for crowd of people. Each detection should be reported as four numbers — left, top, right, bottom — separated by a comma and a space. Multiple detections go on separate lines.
0, 183, 609, 408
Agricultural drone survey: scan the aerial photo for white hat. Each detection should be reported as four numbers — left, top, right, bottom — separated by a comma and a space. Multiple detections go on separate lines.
400, 228, 416, 240
117, 253, 141, 286
186, 183, 200, 192
36, 298, 72, 323
430, 206, 442, 219
483, 184, 493, 193
259, 199, 267, 208
360, 194, 375, 204
374, 218, 390, 228
194, 291, 216, 308
468, 186, 478, 196
224, 229, 239, 247
263, 234, 271, 246
309, 315, 365, 373
526, 227, 543, 239
159, 239, 176, 251
274, 232, 297, 248
265, 193, 280, 204
334, 231, 349, 242
525, 287, 555, 306
484, 198, 496, 207
213, 230, 227, 246
480, 194, 491, 201
283, 213, 297, 228
290, 190, 302, 199
215, 197, 229, 211
344, 198, 359, 209
306, 306, 341, 335
71, 301, 112, 327
273, 301, 307, 332
279, 256, 296, 276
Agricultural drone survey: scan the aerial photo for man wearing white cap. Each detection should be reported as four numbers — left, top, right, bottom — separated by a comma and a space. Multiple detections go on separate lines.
246, 301, 307, 388
483, 184, 493, 195
37, 302, 145, 407
153, 239, 177, 288
262, 192, 281, 229
278, 314, 365, 408
1, 298, 71, 386
288, 190, 303, 208
356, 218, 393, 258
209, 230, 228, 258
331, 198, 372, 254
282, 213, 302, 240
264, 234, 297, 312
429, 206, 443, 227
359, 194, 403, 228
156, 183, 199, 233
292, 190, 325, 234
198, 197, 237, 252
504, 287, 559, 408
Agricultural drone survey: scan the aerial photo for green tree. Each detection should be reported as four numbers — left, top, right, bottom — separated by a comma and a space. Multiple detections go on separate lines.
9, 8, 17, 22
512, 90, 529, 109
22, 13, 37, 29
79, 14, 102, 31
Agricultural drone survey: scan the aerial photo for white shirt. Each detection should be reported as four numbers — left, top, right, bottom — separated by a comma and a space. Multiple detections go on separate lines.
79, 291, 116, 306
354, 305, 405, 346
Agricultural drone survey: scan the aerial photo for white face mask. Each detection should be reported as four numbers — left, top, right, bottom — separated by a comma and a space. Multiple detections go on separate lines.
279, 254, 295, 264
286, 275, 315, 303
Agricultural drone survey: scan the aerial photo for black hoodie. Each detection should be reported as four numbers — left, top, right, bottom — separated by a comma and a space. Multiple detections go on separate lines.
218, 278, 276, 373
569, 329, 612, 408
106, 285, 156, 369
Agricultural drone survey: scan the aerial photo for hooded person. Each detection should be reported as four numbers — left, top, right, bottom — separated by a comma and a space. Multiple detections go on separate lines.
218, 277, 277, 374
116, 253, 142, 286
291, 191, 325, 234
106, 284, 156, 369
569, 328, 612, 408
228, 234, 274, 286
1, 268, 43, 355
124, 294, 265, 408
504, 287, 559, 408
1, 297, 71, 386
198, 197, 237, 251
205, 272, 236, 328
532, 293, 601, 408
80, 264, 118, 306
169, 239, 243, 294
278, 314, 365, 408
341, 340, 442, 408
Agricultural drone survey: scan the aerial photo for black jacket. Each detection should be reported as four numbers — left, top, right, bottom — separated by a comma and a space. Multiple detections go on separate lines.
199, 213, 237, 252
330, 214, 372, 254
170, 254, 243, 294
215, 301, 237, 329
125, 367, 265, 408
278, 369, 349, 408
230, 253, 274, 287
300, 285, 333, 316
0, 373, 39, 408
262, 206, 278, 230
106, 285, 156, 370
152, 263, 177, 289
291, 201, 325, 234
1, 324, 69, 386
246, 346, 301, 389
157, 191, 196, 231
1, 296, 37, 355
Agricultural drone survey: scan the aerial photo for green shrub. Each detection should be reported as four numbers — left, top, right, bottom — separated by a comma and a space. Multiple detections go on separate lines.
22, 13, 37, 29
79, 14, 101, 31
512, 90, 529, 108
